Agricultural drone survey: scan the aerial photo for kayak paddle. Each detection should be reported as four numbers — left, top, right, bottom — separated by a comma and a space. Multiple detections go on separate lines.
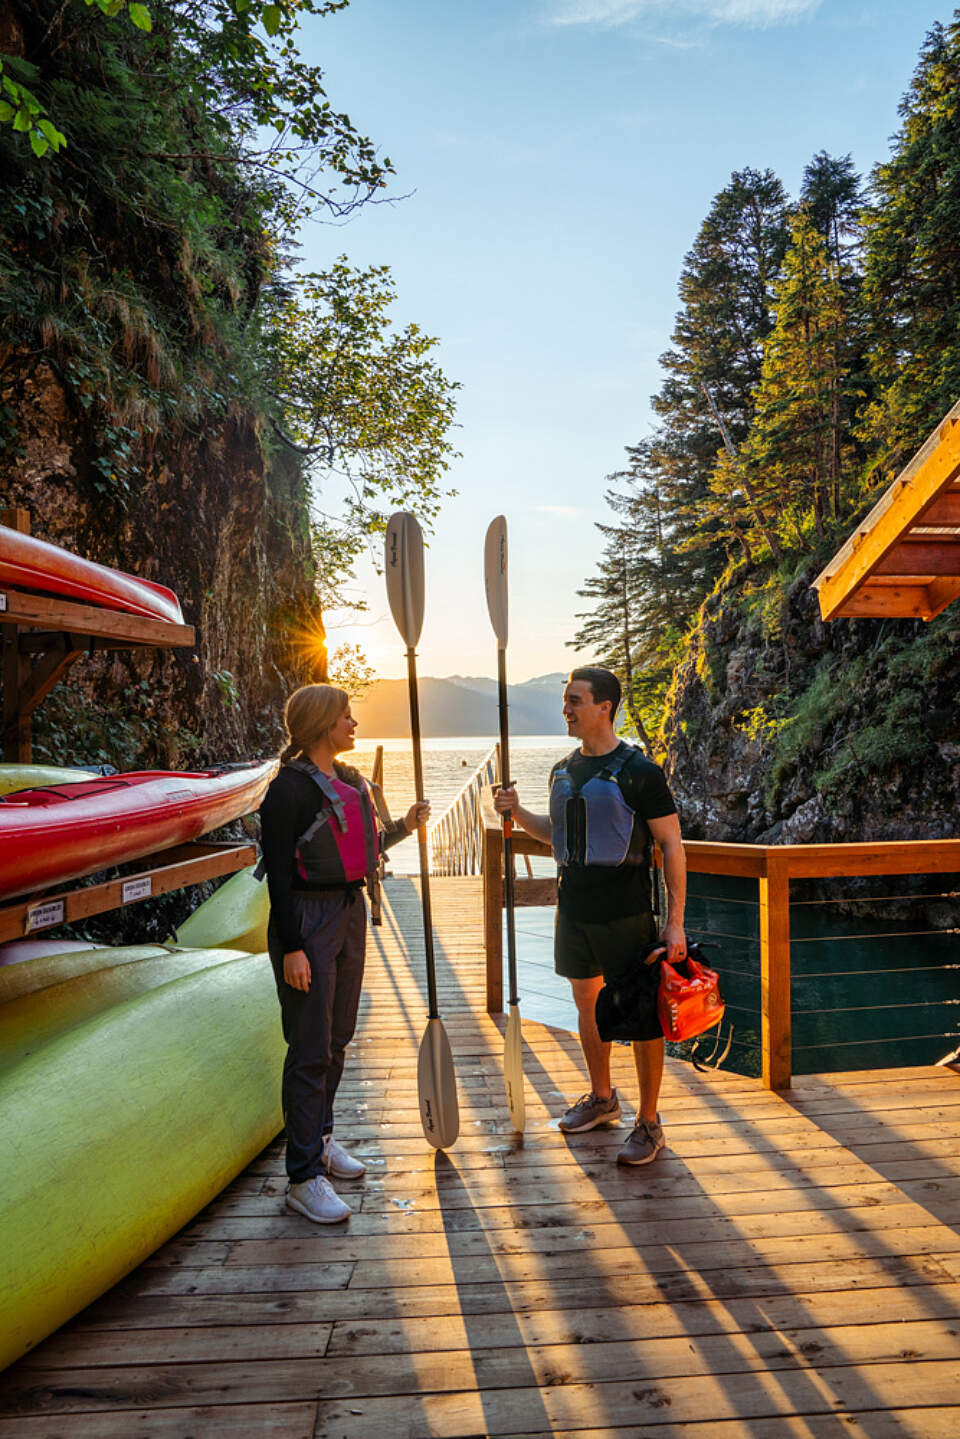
385, 512, 459, 1150
483, 515, 526, 1133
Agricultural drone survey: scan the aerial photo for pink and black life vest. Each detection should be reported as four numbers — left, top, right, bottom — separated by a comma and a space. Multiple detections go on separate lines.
288, 758, 380, 886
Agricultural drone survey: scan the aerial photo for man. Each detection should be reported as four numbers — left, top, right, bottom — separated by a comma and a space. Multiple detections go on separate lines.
494, 666, 686, 1165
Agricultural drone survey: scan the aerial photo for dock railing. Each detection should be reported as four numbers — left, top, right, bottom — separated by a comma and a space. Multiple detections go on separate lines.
480, 801, 960, 1091
429, 744, 500, 879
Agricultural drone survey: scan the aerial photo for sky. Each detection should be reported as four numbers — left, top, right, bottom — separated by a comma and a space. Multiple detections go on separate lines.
293, 0, 947, 682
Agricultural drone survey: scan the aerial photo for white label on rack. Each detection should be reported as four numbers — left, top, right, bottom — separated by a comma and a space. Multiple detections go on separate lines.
122, 876, 153, 904
25, 899, 66, 933
0, 593, 7, 613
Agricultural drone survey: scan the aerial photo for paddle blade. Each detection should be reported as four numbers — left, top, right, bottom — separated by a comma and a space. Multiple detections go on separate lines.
504, 1000, 526, 1133
483, 514, 508, 646
385, 512, 425, 648
418, 1016, 459, 1149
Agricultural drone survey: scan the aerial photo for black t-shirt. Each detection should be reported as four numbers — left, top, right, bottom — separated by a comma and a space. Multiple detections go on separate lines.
259, 762, 409, 953
550, 742, 677, 924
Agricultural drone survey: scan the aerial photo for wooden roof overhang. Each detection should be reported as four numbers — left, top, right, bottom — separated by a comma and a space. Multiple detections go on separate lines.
814, 399, 960, 621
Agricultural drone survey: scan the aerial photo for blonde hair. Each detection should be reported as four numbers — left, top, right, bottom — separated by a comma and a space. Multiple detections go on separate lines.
280, 684, 349, 764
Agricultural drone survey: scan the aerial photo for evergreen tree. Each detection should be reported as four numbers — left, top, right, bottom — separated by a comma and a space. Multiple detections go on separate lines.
861, 16, 960, 465
738, 207, 863, 551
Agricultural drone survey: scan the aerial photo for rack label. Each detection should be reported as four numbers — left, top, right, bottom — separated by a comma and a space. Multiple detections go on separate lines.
122, 876, 153, 905
0, 593, 7, 613
25, 899, 66, 933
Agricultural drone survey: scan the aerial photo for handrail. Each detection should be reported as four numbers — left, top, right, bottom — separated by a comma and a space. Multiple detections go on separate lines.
480, 813, 960, 1090
429, 744, 499, 879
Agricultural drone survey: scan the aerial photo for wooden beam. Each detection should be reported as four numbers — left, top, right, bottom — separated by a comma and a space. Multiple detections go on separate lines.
925, 577, 960, 618
0, 587, 194, 648
17, 639, 86, 719
1, 625, 30, 762
0, 508, 30, 535
834, 585, 933, 619
918, 490, 960, 525
816, 411, 960, 620
759, 852, 791, 1091
0, 842, 257, 945
874, 538, 960, 576
777, 836, 960, 879
513, 877, 558, 907
482, 823, 503, 1015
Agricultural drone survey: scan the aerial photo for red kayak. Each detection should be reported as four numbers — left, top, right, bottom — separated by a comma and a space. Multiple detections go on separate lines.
0, 527, 184, 625
0, 762, 275, 900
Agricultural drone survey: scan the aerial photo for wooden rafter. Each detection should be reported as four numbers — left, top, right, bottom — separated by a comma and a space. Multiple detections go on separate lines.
814, 400, 960, 621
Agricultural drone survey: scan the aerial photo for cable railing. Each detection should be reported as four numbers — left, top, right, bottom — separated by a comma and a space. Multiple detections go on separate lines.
480, 816, 960, 1090
429, 743, 499, 877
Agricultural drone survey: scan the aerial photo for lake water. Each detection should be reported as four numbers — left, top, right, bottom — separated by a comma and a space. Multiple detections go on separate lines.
353, 734, 577, 1031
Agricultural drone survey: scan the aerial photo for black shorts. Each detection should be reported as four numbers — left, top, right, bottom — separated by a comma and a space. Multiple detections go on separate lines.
555, 909, 662, 1043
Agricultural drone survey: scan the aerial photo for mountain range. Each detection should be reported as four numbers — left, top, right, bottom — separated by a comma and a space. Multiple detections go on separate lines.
351, 673, 568, 738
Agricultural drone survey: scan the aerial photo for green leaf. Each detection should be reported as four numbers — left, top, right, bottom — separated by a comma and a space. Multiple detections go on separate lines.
0, 101, 13, 122
12, 108, 31, 132
262, 5, 283, 37
38, 118, 66, 149
128, 3, 152, 31
29, 130, 48, 158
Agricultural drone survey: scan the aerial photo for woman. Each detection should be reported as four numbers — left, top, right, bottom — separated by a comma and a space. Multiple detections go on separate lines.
259, 683, 427, 1223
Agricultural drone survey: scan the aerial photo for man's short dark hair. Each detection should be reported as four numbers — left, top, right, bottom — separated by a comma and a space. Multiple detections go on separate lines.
568, 666, 621, 720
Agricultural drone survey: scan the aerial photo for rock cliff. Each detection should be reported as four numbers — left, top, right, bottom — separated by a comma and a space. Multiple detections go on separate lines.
661, 559, 960, 851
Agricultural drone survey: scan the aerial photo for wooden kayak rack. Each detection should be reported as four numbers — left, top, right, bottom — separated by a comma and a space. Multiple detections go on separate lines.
0, 508, 195, 764
0, 839, 257, 945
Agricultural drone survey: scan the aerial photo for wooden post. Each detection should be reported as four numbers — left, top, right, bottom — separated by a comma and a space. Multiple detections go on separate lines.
1, 509, 32, 760
482, 821, 504, 1014
759, 852, 792, 1090
1, 508, 31, 535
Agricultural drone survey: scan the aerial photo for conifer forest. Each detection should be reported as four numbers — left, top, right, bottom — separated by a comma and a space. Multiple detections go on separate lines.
574, 15, 960, 846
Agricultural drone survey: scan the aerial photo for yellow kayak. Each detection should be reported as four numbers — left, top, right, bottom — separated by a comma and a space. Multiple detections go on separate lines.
0, 951, 283, 1371
0, 944, 249, 1075
174, 864, 269, 953
0, 763, 94, 796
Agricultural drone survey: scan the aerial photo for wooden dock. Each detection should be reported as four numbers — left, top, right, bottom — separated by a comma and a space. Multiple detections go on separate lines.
2, 875, 960, 1436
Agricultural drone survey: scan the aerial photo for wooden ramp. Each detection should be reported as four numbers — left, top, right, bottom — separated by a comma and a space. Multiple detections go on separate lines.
2, 877, 960, 1436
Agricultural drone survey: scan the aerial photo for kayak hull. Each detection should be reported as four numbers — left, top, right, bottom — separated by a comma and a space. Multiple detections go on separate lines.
0, 950, 282, 1370
0, 761, 276, 899
0, 526, 183, 624
175, 864, 270, 953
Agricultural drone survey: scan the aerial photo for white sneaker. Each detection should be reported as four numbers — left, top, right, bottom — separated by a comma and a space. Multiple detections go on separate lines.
286, 1175, 351, 1224
323, 1136, 367, 1179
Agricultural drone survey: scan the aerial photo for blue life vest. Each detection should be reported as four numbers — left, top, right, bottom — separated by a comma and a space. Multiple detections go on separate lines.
549, 745, 648, 868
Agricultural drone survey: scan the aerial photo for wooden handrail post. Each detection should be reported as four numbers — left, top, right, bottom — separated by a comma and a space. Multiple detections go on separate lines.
760, 853, 791, 1089
483, 821, 504, 1014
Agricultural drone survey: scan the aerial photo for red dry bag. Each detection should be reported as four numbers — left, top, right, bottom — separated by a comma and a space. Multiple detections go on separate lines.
657, 954, 724, 1042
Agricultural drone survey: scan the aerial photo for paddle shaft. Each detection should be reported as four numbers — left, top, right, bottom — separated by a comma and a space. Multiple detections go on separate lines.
405, 645, 439, 1018
496, 646, 519, 1009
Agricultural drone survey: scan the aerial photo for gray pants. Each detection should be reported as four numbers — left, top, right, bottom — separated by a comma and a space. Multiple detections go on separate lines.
268, 891, 366, 1183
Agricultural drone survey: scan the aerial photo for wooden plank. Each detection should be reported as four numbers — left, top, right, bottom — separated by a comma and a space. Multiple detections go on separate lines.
0, 587, 194, 648
920, 490, 960, 524
760, 852, 791, 1089
0, 842, 257, 943
313, 1360, 960, 1437
513, 877, 558, 906
875, 537, 960, 575
0, 1404, 317, 1438
776, 837, 960, 879
483, 822, 503, 1013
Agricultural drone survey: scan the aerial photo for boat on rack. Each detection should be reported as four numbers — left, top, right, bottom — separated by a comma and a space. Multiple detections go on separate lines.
0, 761, 276, 899
0, 943, 282, 1371
0, 525, 184, 624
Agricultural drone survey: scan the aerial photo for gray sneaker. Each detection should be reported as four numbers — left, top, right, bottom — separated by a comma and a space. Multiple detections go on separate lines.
617, 1114, 665, 1166
559, 1089, 621, 1133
